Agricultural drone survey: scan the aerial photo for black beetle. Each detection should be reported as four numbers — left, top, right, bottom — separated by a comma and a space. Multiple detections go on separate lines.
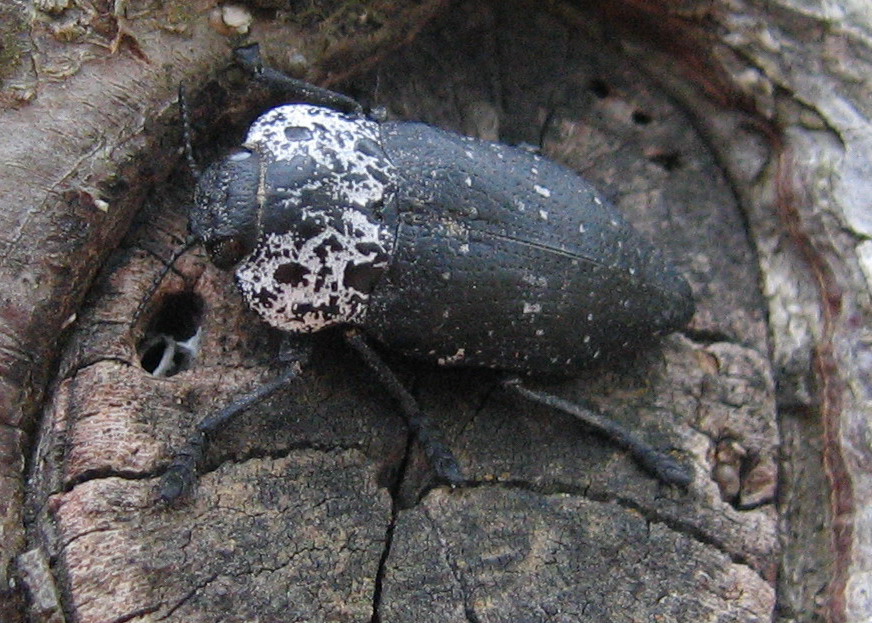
151, 44, 695, 500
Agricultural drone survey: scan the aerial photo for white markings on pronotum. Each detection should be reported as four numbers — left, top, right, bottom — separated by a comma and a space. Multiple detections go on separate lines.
245, 104, 394, 208
534, 184, 551, 198
230, 104, 400, 334
236, 208, 394, 333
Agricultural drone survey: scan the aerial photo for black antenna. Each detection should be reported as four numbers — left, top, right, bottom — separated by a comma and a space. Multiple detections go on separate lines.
132, 86, 203, 327
178, 83, 201, 180
132, 235, 199, 326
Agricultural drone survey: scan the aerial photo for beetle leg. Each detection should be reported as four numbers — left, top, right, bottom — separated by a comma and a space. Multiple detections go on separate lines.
502, 378, 692, 487
234, 44, 365, 116
159, 353, 303, 502
344, 329, 464, 486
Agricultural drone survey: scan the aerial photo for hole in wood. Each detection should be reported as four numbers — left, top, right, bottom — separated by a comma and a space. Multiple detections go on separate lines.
138, 291, 204, 377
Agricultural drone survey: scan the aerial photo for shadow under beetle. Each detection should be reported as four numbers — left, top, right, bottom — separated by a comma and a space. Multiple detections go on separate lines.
146, 44, 696, 501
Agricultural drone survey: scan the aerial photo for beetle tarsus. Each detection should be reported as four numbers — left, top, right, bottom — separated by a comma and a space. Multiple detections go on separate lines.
632, 444, 693, 488
160, 430, 204, 502
344, 329, 465, 486
503, 378, 692, 487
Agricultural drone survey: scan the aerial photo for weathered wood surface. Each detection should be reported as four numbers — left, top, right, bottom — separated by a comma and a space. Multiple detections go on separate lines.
4, 1, 870, 622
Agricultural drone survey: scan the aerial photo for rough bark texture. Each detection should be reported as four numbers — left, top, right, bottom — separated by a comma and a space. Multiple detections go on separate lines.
3, 0, 869, 622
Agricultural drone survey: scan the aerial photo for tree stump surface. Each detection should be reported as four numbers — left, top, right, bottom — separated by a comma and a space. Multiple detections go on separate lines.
3, 1, 870, 623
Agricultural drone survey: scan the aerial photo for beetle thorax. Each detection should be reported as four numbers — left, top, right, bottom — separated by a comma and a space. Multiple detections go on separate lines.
244, 104, 394, 209
227, 104, 398, 334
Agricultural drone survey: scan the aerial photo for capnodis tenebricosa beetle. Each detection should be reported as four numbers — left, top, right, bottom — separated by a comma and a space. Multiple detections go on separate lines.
152, 44, 695, 500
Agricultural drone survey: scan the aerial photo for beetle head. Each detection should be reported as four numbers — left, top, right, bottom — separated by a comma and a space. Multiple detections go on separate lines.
190, 148, 262, 269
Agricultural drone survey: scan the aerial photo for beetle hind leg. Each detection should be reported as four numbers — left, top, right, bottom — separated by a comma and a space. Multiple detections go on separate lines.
344, 329, 464, 486
502, 378, 692, 487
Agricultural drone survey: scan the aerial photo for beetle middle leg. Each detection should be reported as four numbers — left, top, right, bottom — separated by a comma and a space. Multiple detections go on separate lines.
502, 378, 692, 487
343, 329, 464, 486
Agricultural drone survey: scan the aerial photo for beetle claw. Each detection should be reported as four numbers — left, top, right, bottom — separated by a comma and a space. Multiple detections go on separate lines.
641, 452, 693, 488
160, 465, 194, 503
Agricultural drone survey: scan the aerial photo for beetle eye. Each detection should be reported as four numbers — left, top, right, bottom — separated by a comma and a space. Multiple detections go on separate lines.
208, 238, 247, 270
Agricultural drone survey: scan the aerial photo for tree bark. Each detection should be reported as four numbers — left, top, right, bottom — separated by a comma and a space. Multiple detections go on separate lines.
3, 1, 869, 622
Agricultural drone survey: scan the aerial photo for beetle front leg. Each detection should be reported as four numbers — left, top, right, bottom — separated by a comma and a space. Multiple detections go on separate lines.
234, 44, 364, 115
344, 329, 464, 486
502, 378, 692, 487
159, 339, 306, 502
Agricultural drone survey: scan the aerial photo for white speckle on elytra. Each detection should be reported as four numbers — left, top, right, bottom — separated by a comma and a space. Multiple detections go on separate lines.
437, 348, 466, 366
587, 312, 594, 321
594, 196, 602, 206
441, 271, 451, 280
583, 335, 591, 343
244, 105, 395, 209
236, 208, 393, 333
538, 209, 548, 220
523, 302, 541, 314
465, 176, 472, 187
521, 273, 548, 288
578, 223, 586, 233
534, 185, 551, 198
535, 329, 545, 336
